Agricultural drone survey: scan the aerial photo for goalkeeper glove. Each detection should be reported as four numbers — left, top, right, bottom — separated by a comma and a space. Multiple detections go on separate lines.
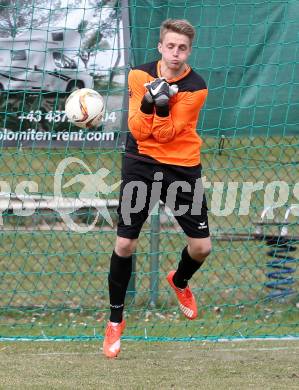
145, 77, 169, 106
169, 83, 179, 97
144, 78, 178, 107
143, 78, 178, 117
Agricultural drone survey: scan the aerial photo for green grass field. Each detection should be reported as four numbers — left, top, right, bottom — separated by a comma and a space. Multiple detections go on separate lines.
0, 340, 299, 389
1, 229, 298, 340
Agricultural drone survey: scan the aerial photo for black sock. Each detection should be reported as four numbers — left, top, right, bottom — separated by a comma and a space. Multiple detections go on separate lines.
173, 246, 204, 289
108, 250, 132, 323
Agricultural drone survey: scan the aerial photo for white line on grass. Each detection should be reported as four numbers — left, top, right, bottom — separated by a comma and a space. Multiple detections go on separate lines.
8, 352, 101, 356
1, 346, 299, 357
1, 336, 299, 342
1, 343, 299, 356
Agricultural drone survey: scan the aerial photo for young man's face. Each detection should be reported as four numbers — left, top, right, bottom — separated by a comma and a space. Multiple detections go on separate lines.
158, 31, 192, 72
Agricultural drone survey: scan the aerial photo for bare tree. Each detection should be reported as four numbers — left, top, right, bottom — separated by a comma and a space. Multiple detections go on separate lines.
0, 0, 83, 38
0, 0, 60, 37
77, 0, 120, 76
108, 3, 122, 84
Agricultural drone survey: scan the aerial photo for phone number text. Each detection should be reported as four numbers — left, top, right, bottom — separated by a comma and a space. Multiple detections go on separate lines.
18, 110, 117, 123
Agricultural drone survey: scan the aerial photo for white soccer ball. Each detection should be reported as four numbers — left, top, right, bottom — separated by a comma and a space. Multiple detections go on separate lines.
65, 88, 104, 128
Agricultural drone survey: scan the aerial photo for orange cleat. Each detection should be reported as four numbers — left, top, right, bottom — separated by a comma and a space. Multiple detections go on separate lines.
103, 319, 126, 358
167, 270, 198, 320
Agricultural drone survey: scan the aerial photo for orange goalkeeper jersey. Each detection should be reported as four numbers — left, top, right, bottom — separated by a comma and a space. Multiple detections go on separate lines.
126, 60, 208, 167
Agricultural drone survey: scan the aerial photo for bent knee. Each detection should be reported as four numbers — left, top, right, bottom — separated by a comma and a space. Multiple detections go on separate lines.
196, 246, 212, 260
189, 240, 212, 261
115, 236, 137, 257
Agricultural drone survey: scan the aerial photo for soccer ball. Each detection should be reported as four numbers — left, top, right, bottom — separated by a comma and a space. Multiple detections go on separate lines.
65, 88, 104, 128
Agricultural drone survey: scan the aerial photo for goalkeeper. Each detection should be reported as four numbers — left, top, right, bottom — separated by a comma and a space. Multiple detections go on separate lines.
103, 18, 211, 358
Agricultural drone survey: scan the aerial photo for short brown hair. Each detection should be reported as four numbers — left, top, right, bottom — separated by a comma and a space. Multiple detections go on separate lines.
159, 19, 195, 44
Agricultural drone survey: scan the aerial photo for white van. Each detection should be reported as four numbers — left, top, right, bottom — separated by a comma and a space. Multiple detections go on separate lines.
0, 30, 93, 92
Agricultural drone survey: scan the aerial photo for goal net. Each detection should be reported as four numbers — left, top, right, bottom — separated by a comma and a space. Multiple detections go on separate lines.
0, 0, 298, 341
